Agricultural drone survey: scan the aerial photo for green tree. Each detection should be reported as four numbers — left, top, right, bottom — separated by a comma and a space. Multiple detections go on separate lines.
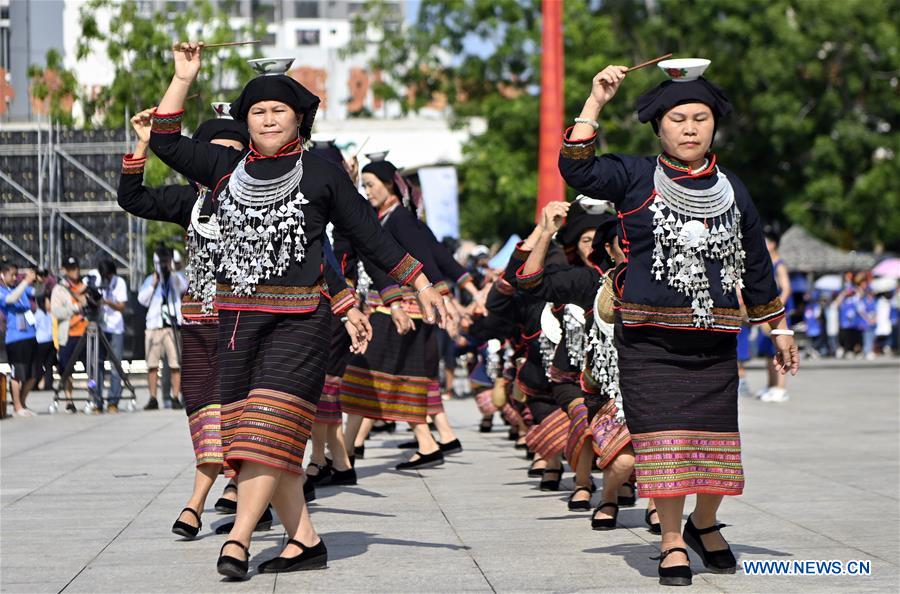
27, 49, 78, 125
348, 0, 900, 250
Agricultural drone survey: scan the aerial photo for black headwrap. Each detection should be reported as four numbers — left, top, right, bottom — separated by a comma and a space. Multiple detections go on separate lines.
557, 202, 610, 248
309, 139, 344, 167
228, 75, 320, 139
191, 118, 250, 147
587, 214, 618, 269
635, 77, 732, 134
362, 160, 424, 217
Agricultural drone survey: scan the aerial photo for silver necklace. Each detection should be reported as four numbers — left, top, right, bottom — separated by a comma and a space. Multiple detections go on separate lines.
217, 153, 309, 296
186, 190, 219, 314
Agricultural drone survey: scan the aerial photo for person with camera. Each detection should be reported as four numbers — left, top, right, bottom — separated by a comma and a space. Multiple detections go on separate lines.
1, 261, 39, 417
88, 259, 129, 413
51, 256, 89, 413
138, 246, 187, 410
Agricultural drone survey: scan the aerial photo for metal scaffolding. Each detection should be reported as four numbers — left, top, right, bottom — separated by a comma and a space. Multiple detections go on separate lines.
0, 122, 146, 287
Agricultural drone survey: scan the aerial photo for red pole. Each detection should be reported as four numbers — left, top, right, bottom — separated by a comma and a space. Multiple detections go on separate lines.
536, 0, 565, 222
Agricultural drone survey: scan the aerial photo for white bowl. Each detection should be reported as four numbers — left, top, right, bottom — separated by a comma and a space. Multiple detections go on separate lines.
211, 102, 232, 119
658, 58, 710, 82
247, 57, 295, 76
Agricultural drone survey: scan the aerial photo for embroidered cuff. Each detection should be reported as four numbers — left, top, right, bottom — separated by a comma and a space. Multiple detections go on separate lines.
330, 288, 357, 316
456, 271, 473, 286
515, 262, 544, 291
379, 284, 404, 305
151, 110, 184, 134
747, 297, 786, 324
511, 241, 532, 263
549, 365, 579, 385
561, 125, 597, 160
434, 280, 452, 296
121, 154, 146, 175
389, 253, 423, 285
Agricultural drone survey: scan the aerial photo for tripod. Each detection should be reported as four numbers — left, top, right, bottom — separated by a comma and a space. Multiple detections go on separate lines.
50, 320, 138, 413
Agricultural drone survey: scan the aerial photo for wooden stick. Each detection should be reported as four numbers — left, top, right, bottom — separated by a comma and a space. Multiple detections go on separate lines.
625, 53, 673, 73
185, 93, 199, 101
174, 40, 261, 51
353, 136, 370, 158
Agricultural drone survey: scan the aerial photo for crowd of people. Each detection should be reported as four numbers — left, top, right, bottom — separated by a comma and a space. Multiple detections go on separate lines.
0, 44, 893, 588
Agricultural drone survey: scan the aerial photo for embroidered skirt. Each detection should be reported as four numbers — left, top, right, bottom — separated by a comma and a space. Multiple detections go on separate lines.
315, 375, 343, 425
315, 315, 354, 425
340, 312, 439, 424
180, 323, 222, 466
218, 303, 331, 477
525, 405, 568, 460
615, 318, 743, 498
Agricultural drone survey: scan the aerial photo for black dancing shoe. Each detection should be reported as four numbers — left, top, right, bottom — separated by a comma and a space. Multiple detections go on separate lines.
527, 460, 545, 478
439, 438, 462, 455
215, 483, 238, 514
645, 507, 661, 535
683, 514, 736, 574
171, 397, 184, 410
506, 428, 519, 441
396, 440, 420, 449
371, 421, 397, 434
306, 463, 332, 486
591, 502, 619, 530
323, 467, 357, 486
617, 482, 637, 507
395, 449, 444, 470
303, 480, 317, 503
171, 507, 202, 539
215, 505, 274, 534
652, 547, 692, 586
479, 417, 493, 433
217, 540, 250, 580
567, 486, 594, 512
259, 538, 328, 573
143, 398, 159, 411
354, 444, 365, 459
539, 467, 563, 491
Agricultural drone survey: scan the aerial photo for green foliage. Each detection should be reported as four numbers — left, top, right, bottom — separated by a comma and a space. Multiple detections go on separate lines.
27, 49, 78, 125
349, 0, 900, 249
76, 0, 265, 131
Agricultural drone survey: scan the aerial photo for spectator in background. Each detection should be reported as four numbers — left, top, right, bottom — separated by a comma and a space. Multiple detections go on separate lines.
825, 291, 840, 357
138, 246, 186, 410
1, 262, 38, 417
858, 278, 877, 360
33, 290, 56, 391
92, 259, 128, 412
803, 292, 826, 358
757, 227, 793, 402
835, 280, 863, 358
875, 289, 894, 356
51, 256, 87, 413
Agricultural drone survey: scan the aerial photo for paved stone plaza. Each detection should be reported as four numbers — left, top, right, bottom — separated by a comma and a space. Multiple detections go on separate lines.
1, 365, 898, 593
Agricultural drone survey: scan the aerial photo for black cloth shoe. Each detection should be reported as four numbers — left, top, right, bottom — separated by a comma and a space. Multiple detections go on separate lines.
353, 444, 365, 459
396, 449, 444, 470
143, 398, 159, 411
617, 482, 637, 507
439, 439, 462, 455
479, 418, 493, 433
217, 540, 249, 579
306, 463, 332, 486
652, 547, 692, 586
567, 486, 593, 512
258, 538, 327, 573
506, 428, 519, 441
171, 507, 201, 539
171, 397, 184, 410
527, 461, 545, 478
303, 480, 317, 502
645, 507, 661, 534
683, 514, 736, 574
214, 484, 238, 514
323, 467, 357, 486
65, 403, 78, 413
214, 505, 274, 534
396, 440, 420, 449
591, 502, 619, 530
539, 467, 563, 491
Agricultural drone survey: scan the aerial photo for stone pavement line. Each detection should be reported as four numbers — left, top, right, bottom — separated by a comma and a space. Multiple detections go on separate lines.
1, 416, 119, 460
57, 459, 196, 593
2, 416, 184, 509
420, 472, 498, 593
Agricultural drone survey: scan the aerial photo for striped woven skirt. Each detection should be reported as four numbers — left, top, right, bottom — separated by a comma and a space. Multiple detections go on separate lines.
475, 389, 498, 415
525, 401, 568, 460
314, 315, 355, 425
315, 375, 343, 425
218, 303, 331, 477
615, 319, 743, 498
180, 322, 222, 466
340, 311, 438, 424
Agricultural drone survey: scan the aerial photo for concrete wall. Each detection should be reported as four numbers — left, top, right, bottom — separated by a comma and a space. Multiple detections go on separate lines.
8, 0, 65, 120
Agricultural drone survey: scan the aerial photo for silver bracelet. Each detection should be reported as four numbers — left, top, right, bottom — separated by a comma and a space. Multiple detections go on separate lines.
416, 282, 434, 296
340, 315, 349, 324
770, 329, 794, 336
574, 117, 599, 130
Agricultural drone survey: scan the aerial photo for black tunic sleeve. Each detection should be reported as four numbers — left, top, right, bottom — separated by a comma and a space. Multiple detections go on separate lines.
116, 156, 196, 229
323, 255, 356, 315
558, 129, 635, 207
148, 110, 244, 189
519, 266, 600, 310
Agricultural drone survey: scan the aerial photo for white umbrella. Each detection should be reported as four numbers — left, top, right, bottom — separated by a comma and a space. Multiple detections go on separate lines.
871, 277, 898, 294
813, 274, 842, 292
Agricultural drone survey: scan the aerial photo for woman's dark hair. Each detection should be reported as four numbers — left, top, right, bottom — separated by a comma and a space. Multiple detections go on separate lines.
763, 225, 781, 247
98, 259, 116, 278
